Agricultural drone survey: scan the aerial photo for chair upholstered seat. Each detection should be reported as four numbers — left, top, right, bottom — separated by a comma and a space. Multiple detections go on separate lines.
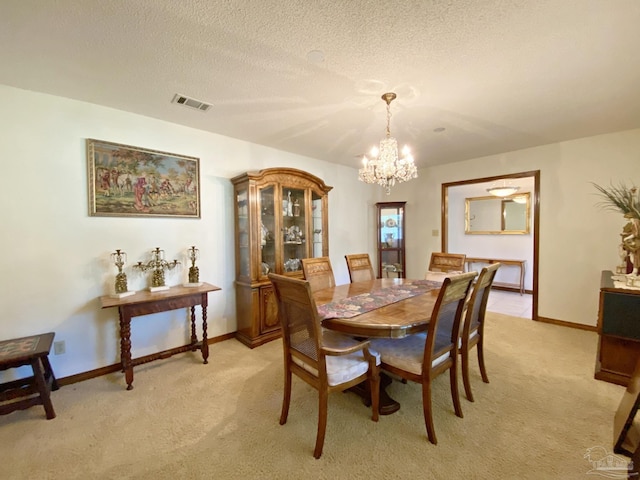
293, 330, 381, 386
370, 333, 450, 376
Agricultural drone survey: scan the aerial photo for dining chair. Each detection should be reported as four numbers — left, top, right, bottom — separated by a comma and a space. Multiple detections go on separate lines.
369, 271, 477, 445
428, 252, 466, 274
458, 262, 500, 402
301, 256, 336, 292
345, 253, 375, 283
268, 273, 380, 459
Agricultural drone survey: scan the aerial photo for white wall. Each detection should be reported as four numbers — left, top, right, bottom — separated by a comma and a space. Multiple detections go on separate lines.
395, 129, 640, 326
0, 85, 377, 380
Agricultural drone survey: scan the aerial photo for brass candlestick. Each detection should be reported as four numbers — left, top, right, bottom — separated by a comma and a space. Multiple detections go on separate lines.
134, 247, 180, 288
187, 246, 200, 283
111, 249, 129, 294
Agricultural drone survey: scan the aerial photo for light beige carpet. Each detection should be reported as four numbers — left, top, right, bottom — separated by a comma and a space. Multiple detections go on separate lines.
0, 313, 624, 479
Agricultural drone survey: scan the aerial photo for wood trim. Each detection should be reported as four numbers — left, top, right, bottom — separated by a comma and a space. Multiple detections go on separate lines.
491, 285, 533, 295
595, 369, 632, 387
442, 170, 540, 320
537, 316, 597, 332
56, 332, 236, 387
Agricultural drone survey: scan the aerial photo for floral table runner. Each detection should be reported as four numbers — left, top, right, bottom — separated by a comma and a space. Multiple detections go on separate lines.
317, 280, 441, 320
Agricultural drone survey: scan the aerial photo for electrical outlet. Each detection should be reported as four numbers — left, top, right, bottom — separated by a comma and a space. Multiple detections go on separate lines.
432, 229, 439, 237
53, 340, 65, 355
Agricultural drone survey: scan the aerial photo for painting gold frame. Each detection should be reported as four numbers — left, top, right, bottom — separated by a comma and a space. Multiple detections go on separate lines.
87, 139, 200, 218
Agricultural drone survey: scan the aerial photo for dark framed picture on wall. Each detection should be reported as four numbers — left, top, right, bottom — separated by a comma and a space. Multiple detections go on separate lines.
87, 139, 200, 218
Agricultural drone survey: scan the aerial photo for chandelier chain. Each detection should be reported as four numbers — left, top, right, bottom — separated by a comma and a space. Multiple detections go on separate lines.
385, 103, 392, 138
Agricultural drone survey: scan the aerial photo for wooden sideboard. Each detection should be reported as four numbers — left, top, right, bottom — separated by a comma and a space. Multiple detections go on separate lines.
595, 271, 640, 386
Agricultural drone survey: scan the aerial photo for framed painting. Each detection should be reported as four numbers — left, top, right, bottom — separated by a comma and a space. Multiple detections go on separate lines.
87, 139, 200, 218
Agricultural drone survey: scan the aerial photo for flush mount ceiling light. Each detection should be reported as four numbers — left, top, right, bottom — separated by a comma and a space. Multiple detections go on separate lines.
358, 92, 417, 195
512, 195, 528, 204
487, 181, 520, 197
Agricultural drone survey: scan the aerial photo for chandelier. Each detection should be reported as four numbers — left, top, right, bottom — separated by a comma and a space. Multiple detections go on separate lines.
358, 92, 417, 194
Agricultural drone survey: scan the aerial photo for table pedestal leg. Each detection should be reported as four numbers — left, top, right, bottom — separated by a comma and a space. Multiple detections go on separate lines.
349, 373, 400, 415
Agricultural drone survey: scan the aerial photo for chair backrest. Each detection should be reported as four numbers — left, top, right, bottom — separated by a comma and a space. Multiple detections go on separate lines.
423, 271, 477, 371
345, 253, 375, 283
462, 263, 500, 339
268, 273, 323, 372
428, 252, 466, 273
301, 257, 336, 292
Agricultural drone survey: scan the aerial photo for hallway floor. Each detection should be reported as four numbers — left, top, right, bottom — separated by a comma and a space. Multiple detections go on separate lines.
486, 290, 532, 319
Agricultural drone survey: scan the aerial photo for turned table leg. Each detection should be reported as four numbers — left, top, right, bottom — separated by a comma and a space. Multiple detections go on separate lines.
119, 310, 134, 390
201, 295, 209, 364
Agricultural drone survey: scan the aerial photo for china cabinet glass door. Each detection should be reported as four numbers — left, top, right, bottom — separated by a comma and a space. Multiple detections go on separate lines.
376, 202, 406, 278
259, 185, 275, 277
281, 187, 306, 274
312, 193, 324, 257
236, 187, 250, 279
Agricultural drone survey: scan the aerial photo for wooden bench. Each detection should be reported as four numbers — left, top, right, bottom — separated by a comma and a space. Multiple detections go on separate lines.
465, 257, 526, 295
0, 332, 59, 420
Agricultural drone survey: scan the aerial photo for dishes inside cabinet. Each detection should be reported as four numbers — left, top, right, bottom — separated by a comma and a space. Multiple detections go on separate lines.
284, 258, 301, 272
284, 225, 303, 243
385, 218, 397, 228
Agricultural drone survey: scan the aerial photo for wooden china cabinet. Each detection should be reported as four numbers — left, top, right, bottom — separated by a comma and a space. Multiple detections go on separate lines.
231, 168, 332, 348
376, 202, 406, 278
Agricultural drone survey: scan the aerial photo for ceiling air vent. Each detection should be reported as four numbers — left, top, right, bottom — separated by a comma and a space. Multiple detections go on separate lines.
171, 94, 212, 112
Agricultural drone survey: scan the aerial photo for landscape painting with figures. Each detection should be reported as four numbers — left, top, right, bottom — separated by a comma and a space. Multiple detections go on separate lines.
87, 139, 200, 218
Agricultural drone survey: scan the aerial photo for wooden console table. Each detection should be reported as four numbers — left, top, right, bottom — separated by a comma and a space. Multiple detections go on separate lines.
100, 283, 221, 390
465, 257, 526, 295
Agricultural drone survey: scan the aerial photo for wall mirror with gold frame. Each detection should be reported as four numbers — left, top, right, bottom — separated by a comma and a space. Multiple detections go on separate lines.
465, 192, 531, 234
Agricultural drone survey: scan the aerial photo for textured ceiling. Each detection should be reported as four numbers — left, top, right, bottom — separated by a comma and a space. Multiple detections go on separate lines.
1, 0, 640, 169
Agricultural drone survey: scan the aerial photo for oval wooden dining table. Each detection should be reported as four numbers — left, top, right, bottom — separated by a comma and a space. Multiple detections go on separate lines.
313, 278, 442, 337
312, 277, 444, 414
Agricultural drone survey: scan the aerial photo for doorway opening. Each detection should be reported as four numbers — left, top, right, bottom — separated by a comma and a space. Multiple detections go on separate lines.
441, 170, 540, 320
